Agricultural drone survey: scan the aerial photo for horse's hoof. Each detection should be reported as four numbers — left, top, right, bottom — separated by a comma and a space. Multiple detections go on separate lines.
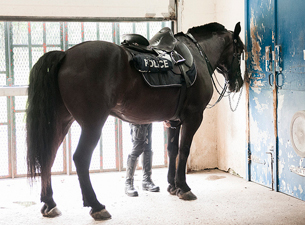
41, 205, 62, 217
167, 185, 177, 195
177, 190, 197, 200
90, 209, 112, 220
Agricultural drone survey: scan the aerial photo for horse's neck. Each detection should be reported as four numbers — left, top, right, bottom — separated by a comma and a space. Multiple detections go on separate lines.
199, 35, 227, 70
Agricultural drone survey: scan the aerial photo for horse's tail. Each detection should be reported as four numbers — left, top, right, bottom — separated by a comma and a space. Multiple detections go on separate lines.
26, 51, 66, 182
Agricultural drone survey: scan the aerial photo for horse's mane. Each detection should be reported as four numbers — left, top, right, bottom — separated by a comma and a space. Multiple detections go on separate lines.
187, 22, 227, 37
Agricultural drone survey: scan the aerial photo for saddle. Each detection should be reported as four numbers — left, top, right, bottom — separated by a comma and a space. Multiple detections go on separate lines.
121, 27, 196, 88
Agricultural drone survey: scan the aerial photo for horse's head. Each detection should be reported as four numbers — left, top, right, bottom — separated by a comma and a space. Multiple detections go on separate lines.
216, 22, 244, 92
186, 22, 244, 93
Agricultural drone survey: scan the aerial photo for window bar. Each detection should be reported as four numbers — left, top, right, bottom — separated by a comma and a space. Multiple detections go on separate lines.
96, 22, 100, 40
81, 22, 84, 42
67, 130, 72, 175
4, 22, 11, 178
114, 22, 120, 45
60, 22, 64, 51
28, 22, 33, 70
146, 22, 150, 39
115, 118, 123, 171
132, 23, 136, 34
112, 23, 115, 44
63, 22, 69, 51
43, 22, 47, 53
99, 129, 103, 171
6, 22, 17, 178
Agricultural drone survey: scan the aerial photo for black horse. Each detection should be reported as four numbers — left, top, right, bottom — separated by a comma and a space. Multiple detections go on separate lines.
26, 22, 244, 220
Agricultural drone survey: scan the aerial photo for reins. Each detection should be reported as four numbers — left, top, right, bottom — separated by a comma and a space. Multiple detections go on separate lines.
185, 32, 242, 111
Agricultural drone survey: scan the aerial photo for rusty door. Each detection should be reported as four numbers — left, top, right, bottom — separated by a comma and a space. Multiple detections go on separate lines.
276, 0, 305, 200
247, 0, 276, 189
247, 0, 305, 200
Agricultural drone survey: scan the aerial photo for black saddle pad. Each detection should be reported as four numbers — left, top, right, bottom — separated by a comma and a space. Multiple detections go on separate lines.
123, 46, 197, 88
142, 63, 197, 87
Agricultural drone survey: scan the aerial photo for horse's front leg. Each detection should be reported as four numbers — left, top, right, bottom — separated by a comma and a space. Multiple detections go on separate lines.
166, 125, 181, 195
73, 126, 111, 220
176, 115, 202, 200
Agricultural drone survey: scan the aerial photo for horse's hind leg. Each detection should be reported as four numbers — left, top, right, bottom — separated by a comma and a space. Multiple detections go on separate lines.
166, 126, 180, 195
40, 106, 74, 217
40, 175, 61, 217
72, 123, 111, 220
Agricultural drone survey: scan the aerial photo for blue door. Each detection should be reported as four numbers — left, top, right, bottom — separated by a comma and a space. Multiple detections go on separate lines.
247, 0, 276, 189
247, 0, 305, 200
276, 0, 305, 200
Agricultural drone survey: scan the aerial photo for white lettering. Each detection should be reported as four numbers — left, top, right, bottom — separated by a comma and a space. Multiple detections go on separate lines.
163, 60, 169, 68
159, 60, 164, 68
149, 59, 154, 67
153, 60, 159, 68
144, 59, 149, 67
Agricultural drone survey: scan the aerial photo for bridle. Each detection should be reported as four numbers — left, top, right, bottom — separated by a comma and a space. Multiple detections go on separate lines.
185, 32, 242, 110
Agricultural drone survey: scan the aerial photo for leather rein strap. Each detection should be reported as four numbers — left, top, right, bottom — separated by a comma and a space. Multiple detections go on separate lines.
185, 32, 214, 76
185, 32, 228, 109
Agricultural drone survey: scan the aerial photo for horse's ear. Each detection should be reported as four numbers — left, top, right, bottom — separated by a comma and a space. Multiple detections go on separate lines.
233, 22, 241, 39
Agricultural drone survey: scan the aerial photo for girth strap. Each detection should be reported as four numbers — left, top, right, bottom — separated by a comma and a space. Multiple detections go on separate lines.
171, 82, 187, 121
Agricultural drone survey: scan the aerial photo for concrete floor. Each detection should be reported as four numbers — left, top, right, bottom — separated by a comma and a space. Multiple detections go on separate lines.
1, 168, 305, 225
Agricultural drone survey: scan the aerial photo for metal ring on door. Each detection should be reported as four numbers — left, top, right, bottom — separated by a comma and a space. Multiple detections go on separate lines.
268, 73, 274, 86
275, 72, 284, 88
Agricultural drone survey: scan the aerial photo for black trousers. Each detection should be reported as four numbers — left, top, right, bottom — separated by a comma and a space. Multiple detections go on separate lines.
129, 123, 152, 157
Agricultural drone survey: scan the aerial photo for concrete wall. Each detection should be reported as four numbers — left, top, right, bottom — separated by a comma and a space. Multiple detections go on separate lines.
0, 0, 174, 19
178, 0, 247, 178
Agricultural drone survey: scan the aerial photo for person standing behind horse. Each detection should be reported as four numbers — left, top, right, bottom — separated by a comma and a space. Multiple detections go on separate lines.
125, 123, 160, 197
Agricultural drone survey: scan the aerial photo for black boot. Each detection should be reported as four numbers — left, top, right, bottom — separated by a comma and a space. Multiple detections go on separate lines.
142, 151, 160, 192
125, 155, 138, 197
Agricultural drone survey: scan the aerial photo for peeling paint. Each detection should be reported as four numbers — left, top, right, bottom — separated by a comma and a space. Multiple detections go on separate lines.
299, 185, 303, 194
250, 115, 270, 152
250, 10, 262, 71
282, 180, 286, 191
250, 80, 267, 94
287, 151, 294, 158
277, 93, 284, 112
279, 138, 283, 146
278, 158, 284, 178
253, 97, 269, 113
290, 165, 305, 177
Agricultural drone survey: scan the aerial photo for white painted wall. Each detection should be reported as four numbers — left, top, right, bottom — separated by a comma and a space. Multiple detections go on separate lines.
0, 0, 174, 19
178, 0, 247, 178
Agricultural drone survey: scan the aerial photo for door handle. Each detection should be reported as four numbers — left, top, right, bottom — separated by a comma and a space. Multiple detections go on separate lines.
275, 72, 283, 89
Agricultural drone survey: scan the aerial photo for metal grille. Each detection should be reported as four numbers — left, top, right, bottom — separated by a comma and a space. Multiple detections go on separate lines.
0, 20, 170, 178
0, 96, 8, 177
0, 22, 6, 85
